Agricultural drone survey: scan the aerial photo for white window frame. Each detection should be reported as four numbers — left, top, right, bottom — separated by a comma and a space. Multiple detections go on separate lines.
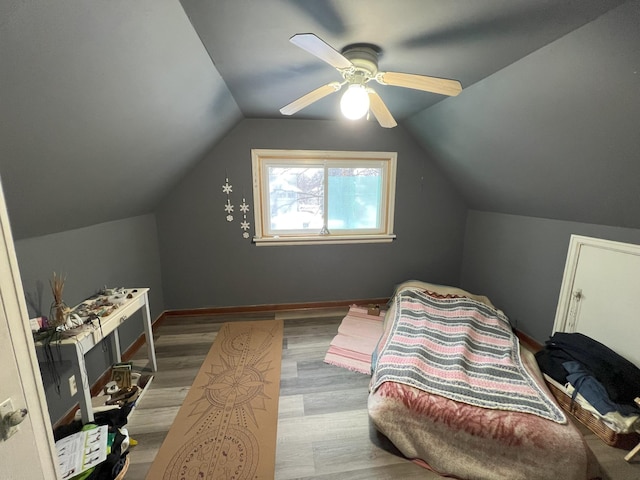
251, 149, 397, 246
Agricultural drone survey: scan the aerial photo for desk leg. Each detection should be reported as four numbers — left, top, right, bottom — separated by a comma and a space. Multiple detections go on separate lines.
112, 327, 122, 363
73, 344, 94, 424
141, 292, 157, 372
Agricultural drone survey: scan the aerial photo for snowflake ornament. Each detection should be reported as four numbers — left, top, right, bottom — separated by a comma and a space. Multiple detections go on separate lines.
222, 176, 234, 222
240, 197, 251, 239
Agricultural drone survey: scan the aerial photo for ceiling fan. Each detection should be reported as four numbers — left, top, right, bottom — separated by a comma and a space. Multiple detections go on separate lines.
279, 33, 463, 128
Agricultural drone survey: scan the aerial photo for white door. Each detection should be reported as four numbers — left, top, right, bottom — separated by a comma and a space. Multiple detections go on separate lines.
0, 179, 60, 479
553, 235, 640, 368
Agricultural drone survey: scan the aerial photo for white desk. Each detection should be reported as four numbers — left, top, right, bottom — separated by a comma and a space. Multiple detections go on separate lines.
36, 288, 157, 423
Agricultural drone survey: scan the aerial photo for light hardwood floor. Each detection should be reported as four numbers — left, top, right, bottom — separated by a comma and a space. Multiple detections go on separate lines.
124, 308, 640, 479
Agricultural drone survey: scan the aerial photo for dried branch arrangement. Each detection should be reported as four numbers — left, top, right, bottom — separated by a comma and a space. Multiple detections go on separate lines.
50, 272, 70, 327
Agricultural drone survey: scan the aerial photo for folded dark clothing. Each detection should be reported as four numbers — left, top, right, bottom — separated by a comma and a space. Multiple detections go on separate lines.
564, 361, 640, 416
535, 332, 640, 406
535, 348, 571, 384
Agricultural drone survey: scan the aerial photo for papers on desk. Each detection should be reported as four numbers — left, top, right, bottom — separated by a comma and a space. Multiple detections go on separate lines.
56, 425, 108, 479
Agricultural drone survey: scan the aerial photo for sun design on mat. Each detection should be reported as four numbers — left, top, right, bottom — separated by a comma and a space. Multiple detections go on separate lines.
188, 351, 274, 431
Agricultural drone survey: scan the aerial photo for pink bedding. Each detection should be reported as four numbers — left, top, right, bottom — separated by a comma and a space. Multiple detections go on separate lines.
368, 285, 602, 480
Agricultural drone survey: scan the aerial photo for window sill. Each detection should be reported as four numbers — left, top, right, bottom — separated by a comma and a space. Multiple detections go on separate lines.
253, 234, 396, 246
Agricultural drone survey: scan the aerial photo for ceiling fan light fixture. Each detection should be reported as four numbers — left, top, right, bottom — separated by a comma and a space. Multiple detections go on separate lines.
340, 84, 369, 120
282, 33, 462, 128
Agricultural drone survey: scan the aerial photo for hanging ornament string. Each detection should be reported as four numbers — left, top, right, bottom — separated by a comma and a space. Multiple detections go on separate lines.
240, 196, 251, 239
222, 175, 234, 222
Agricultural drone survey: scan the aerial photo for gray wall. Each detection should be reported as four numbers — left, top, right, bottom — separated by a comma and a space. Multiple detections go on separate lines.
156, 118, 469, 309
460, 210, 640, 343
14, 214, 165, 423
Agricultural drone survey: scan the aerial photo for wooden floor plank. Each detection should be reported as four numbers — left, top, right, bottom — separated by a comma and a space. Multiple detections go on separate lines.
280, 357, 299, 380
303, 387, 370, 416
131, 386, 190, 410
277, 394, 305, 419
152, 331, 217, 346
311, 437, 409, 476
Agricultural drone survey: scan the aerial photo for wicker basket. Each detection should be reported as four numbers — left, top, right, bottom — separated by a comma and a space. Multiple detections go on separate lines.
546, 380, 640, 449
114, 455, 129, 480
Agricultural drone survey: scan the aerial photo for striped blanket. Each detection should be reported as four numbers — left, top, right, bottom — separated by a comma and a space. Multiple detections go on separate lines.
371, 289, 566, 423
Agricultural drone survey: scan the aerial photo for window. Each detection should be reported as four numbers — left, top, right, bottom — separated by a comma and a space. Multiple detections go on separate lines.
251, 149, 397, 246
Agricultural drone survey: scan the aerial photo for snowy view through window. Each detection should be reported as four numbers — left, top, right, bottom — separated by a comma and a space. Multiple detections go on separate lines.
251, 149, 397, 245
268, 166, 382, 232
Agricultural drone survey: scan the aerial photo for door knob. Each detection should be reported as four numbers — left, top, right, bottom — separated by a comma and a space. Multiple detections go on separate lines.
0, 398, 28, 441
4, 408, 28, 426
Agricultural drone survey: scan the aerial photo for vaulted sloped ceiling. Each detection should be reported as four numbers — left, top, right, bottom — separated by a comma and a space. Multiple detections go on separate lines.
1, 0, 636, 240
406, 1, 640, 229
1, 0, 242, 239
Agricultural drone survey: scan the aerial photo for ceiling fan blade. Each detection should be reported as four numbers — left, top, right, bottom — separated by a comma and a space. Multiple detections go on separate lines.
367, 89, 397, 128
280, 82, 342, 116
290, 33, 353, 70
379, 71, 462, 97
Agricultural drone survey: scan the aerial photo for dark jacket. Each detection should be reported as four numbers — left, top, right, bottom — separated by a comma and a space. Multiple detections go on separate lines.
535, 332, 640, 407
